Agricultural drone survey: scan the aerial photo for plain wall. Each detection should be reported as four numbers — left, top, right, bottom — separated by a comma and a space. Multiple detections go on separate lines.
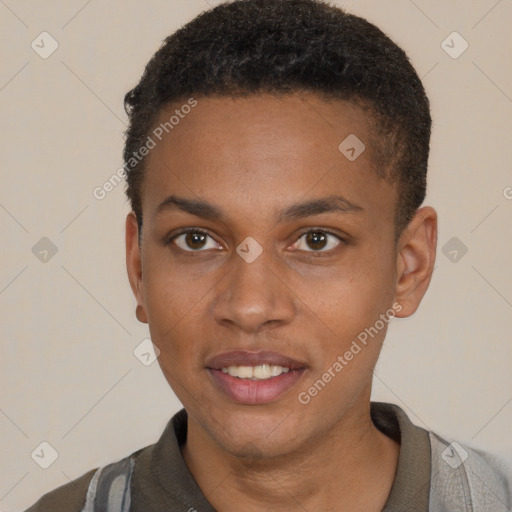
1, 0, 511, 510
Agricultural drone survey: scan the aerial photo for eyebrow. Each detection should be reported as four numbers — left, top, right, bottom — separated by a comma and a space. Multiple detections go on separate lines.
154, 194, 364, 222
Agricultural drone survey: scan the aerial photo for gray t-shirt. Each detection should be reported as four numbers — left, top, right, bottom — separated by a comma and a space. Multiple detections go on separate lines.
25, 401, 431, 511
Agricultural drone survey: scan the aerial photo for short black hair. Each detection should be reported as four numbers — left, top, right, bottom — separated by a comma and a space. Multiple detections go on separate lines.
123, 0, 431, 238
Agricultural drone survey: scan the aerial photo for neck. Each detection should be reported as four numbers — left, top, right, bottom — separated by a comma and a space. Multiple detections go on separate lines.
182, 400, 400, 512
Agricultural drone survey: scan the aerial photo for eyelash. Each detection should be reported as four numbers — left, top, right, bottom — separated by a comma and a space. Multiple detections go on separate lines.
166, 227, 346, 254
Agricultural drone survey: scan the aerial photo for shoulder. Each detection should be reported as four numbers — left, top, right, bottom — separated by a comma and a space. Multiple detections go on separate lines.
24, 447, 145, 512
24, 468, 98, 512
428, 431, 512, 511
372, 401, 512, 511
24, 410, 187, 512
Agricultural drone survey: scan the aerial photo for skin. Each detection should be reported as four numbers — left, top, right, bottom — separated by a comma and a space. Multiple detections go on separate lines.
126, 92, 437, 511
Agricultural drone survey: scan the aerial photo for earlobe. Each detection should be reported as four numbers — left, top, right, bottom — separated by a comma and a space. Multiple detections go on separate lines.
135, 304, 148, 323
394, 206, 437, 318
126, 212, 148, 324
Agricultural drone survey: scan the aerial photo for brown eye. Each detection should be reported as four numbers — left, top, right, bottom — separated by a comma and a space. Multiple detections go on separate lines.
184, 231, 207, 250
170, 229, 221, 252
292, 229, 343, 252
305, 231, 328, 250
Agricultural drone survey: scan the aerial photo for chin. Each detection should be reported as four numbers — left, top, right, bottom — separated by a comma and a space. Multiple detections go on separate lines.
206, 409, 307, 459
221, 433, 300, 460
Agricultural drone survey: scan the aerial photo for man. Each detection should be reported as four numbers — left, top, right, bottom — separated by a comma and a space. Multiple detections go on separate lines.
26, 0, 511, 510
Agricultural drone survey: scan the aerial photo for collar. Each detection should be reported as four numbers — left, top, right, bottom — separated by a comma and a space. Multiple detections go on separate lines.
143, 401, 431, 511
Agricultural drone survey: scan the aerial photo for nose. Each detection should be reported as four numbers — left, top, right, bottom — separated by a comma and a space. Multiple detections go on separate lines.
211, 245, 296, 334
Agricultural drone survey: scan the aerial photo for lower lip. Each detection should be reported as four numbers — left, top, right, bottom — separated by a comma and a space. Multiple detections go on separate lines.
208, 368, 306, 405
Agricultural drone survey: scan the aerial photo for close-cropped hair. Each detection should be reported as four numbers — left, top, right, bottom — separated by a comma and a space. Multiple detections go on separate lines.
122, 0, 431, 238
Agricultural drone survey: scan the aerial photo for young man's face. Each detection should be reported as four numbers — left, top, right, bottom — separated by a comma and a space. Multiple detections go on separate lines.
126, 92, 435, 457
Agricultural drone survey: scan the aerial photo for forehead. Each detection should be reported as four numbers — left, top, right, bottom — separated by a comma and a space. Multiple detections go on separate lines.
141, 93, 396, 228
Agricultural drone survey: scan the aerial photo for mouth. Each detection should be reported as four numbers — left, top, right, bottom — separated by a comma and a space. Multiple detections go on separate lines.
206, 350, 308, 405
221, 364, 292, 379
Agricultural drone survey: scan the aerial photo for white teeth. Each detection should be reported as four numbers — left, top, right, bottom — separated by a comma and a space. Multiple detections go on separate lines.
221, 364, 290, 379
236, 366, 253, 378
253, 364, 271, 379
270, 365, 285, 376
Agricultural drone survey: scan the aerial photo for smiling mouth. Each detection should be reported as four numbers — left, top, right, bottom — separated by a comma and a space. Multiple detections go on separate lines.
221, 364, 291, 380
205, 350, 308, 404
207, 365, 306, 405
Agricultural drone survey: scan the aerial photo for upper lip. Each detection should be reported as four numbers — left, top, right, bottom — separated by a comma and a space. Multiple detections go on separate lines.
206, 350, 307, 370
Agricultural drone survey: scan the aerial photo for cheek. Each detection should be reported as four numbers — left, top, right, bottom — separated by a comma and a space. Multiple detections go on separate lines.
290, 242, 395, 320
292, 245, 396, 374
142, 248, 216, 336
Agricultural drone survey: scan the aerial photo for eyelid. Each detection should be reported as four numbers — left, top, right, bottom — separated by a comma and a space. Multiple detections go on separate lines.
297, 227, 346, 242
166, 227, 220, 250
291, 227, 346, 253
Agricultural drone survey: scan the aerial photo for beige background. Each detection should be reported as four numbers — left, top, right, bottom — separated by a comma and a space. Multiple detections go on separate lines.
1, 0, 511, 509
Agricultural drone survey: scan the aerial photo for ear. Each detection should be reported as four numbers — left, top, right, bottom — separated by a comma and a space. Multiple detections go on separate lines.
394, 206, 437, 317
126, 212, 148, 323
